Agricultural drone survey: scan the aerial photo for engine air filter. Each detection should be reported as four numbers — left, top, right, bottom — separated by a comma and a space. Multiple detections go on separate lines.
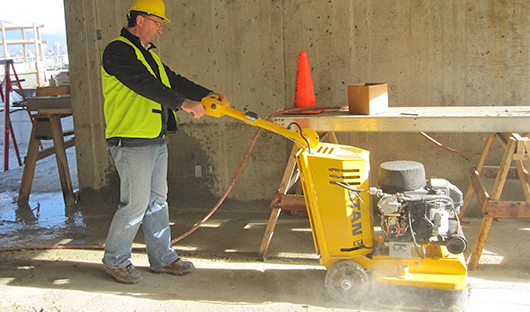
378, 160, 426, 193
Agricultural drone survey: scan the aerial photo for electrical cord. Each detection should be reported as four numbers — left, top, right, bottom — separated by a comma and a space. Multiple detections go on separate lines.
285, 122, 312, 153
407, 210, 425, 260
257, 120, 310, 152
330, 181, 375, 223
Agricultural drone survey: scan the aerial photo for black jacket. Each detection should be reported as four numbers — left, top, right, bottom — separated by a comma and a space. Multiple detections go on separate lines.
102, 28, 211, 146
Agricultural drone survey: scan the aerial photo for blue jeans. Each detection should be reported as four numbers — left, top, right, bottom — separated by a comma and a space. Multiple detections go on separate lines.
103, 144, 179, 270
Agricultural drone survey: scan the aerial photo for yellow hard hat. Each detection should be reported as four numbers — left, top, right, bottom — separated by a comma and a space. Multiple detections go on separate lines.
129, 0, 171, 23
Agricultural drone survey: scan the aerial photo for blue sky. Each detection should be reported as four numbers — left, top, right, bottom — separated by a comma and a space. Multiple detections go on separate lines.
0, 0, 66, 47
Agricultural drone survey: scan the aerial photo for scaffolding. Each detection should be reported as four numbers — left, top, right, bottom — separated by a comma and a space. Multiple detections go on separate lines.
0, 22, 48, 87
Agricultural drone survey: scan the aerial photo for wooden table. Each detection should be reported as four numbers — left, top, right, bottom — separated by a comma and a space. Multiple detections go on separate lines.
18, 108, 76, 207
258, 106, 530, 270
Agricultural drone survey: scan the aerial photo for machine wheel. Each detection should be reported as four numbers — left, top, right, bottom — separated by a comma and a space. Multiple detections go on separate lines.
325, 260, 369, 302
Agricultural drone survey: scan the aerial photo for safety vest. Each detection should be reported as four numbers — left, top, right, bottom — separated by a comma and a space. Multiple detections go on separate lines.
101, 36, 171, 139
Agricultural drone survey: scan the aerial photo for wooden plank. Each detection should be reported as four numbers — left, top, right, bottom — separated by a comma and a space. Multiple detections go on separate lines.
469, 167, 491, 212
481, 166, 519, 179
277, 145, 300, 193
34, 118, 53, 139
36, 86, 70, 96
525, 140, 530, 157
35, 138, 75, 161
270, 194, 306, 211
514, 135, 530, 201
478, 133, 496, 171
49, 116, 75, 206
515, 160, 530, 202
484, 200, 530, 218
491, 136, 516, 200
36, 108, 72, 117
18, 126, 40, 206
468, 216, 494, 270
258, 208, 282, 258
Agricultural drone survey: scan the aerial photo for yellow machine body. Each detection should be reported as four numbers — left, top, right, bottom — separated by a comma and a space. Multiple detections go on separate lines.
296, 143, 373, 265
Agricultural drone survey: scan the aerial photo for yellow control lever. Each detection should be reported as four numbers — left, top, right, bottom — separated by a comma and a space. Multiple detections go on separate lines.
201, 94, 319, 150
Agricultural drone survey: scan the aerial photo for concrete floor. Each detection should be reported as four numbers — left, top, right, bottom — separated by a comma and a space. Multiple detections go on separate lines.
0, 144, 529, 311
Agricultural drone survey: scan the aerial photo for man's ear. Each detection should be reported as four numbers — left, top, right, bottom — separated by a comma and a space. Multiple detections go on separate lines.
136, 15, 144, 27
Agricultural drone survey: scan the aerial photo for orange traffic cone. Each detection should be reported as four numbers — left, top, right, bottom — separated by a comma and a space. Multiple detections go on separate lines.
293, 52, 317, 111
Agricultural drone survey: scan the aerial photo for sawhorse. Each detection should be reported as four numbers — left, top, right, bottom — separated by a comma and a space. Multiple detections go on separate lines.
258, 132, 338, 258
18, 108, 76, 207
460, 132, 530, 270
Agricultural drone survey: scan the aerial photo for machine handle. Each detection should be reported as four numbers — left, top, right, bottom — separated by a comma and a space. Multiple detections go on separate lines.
201, 94, 319, 150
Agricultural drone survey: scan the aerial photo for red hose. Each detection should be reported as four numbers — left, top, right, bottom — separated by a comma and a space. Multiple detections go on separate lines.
419, 132, 529, 156
169, 127, 263, 244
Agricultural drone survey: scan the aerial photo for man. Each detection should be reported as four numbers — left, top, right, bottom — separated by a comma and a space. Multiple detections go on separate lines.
101, 0, 217, 284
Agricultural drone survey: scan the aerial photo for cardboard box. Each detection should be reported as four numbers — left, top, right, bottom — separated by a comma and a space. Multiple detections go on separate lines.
348, 83, 388, 115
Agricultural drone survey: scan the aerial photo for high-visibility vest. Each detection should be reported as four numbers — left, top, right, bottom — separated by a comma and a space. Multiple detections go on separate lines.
101, 36, 171, 139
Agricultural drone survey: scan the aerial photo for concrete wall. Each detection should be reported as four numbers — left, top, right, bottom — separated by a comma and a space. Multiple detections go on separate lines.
64, 0, 530, 215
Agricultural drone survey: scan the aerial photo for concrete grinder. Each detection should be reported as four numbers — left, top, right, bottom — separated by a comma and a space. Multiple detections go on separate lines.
201, 95, 468, 310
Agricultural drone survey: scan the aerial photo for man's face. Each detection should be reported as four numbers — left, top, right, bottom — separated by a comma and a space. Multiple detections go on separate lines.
138, 15, 163, 45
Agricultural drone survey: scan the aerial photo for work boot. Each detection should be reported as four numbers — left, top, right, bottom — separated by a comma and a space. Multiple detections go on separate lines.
105, 264, 142, 284
150, 258, 195, 275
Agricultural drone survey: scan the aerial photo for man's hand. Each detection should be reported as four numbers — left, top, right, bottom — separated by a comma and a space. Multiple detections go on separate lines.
181, 99, 205, 119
